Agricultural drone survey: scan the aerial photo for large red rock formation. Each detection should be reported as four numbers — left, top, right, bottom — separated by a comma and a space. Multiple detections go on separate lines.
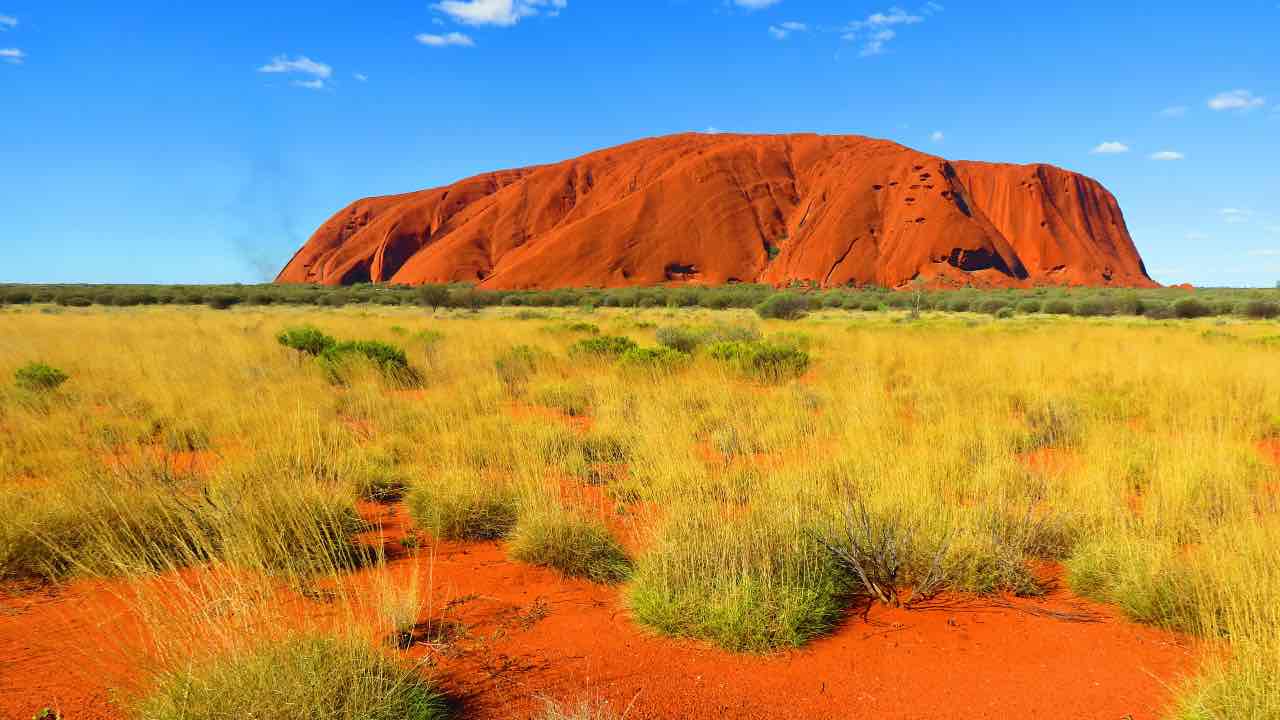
276, 133, 1155, 289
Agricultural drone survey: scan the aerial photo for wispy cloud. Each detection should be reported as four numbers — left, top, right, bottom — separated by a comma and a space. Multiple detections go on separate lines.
433, 0, 566, 27
1090, 141, 1130, 154
0, 47, 23, 64
736, 0, 783, 8
353, 73, 368, 82
416, 31, 475, 47
1149, 150, 1184, 161
1220, 208, 1252, 224
930, 130, 944, 142
1157, 105, 1187, 118
0, 14, 16, 30
768, 21, 807, 39
841, 3, 942, 57
257, 55, 333, 89
1208, 89, 1265, 111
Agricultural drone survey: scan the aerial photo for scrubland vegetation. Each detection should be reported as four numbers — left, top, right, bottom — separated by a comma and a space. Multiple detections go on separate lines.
1, 295, 1279, 718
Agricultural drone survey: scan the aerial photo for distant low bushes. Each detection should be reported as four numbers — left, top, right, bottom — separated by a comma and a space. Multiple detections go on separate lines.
754, 292, 809, 321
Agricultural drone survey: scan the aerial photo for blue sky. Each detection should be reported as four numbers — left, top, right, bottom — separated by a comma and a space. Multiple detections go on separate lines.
1, 1, 1277, 286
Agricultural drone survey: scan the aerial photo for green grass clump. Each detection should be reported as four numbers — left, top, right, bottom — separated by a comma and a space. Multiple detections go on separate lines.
406, 474, 520, 540
569, 335, 638, 358
135, 635, 449, 720
531, 381, 596, 417
754, 292, 809, 320
708, 341, 810, 382
14, 362, 69, 392
211, 476, 371, 577
617, 346, 689, 373
276, 326, 337, 356
627, 508, 846, 652
508, 508, 630, 583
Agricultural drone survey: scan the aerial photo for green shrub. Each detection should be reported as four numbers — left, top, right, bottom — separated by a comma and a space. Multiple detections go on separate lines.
136, 635, 449, 720
508, 509, 631, 583
655, 325, 704, 353
1073, 298, 1108, 317
14, 362, 69, 392
570, 335, 638, 358
994, 307, 1014, 319
276, 326, 337, 356
946, 298, 972, 312
1243, 299, 1280, 319
978, 299, 1010, 315
407, 475, 519, 541
319, 340, 418, 385
1043, 299, 1074, 315
1017, 300, 1042, 314
708, 341, 810, 382
1174, 297, 1214, 319
206, 293, 241, 310
755, 292, 810, 321
1144, 303, 1175, 320
618, 346, 690, 373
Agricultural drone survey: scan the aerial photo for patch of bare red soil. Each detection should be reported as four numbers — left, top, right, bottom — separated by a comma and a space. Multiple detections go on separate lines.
1258, 438, 1280, 468
103, 447, 220, 476
1017, 447, 1080, 476
2, 511, 1201, 720
507, 402, 594, 433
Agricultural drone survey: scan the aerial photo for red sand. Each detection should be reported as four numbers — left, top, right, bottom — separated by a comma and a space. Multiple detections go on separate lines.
1, 501, 1200, 720
275, 133, 1155, 291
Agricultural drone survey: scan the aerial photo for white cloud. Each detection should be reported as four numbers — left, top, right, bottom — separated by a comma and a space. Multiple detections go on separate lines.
1157, 105, 1187, 118
1208, 89, 1265, 111
258, 55, 332, 79
736, 0, 783, 8
293, 79, 326, 90
841, 4, 940, 57
1149, 150, 1184, 161
930, 130, 944, 142
416, 31, 475, 47
703, 127, 722, 134
1220, 208, 1252, 223
353, 73, 368, 82
1090, 141, 1130, 154
0, 47, 23, 64
433, 0, 566, 27
0, 15, 16, 30
768, 21, 807, 39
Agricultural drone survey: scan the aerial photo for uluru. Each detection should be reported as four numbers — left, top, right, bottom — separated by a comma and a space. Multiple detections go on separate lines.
276, 133, 1156, 290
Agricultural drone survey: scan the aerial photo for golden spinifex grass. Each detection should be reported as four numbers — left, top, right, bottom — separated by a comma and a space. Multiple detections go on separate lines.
1, 303, 1279, 717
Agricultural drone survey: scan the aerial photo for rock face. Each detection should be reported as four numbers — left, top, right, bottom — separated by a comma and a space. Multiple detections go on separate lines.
276, 133, 1155, 289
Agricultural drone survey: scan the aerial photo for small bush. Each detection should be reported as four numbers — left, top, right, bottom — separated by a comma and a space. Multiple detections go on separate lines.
407, 475, 520, 541
618, 346, 689, 373
755, 293, 809, 320
1243, 299, 1280, 319
508, 509, 631, 583
136, 635, 449, 720
1073, 298, 1108, 317
494, 345, 546, 395
654, 325, 704, 353
1043, 299, 1074, 315
14, 362, 69, 392
994, 307, 1014, 320
532, 382, 596, 417
708, 341, 810, 383
276, 326, 337, 356
1017, 300, 1042, 314
206, 293, 241, 310
1144, 302, 1175, 320
1174, 297, 1213, 319
570, 335, 638, 358
320, 340, 418, 385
